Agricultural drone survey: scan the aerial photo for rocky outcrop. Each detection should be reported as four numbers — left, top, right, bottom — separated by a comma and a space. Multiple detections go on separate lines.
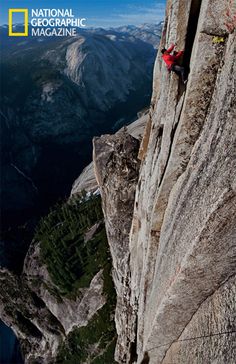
0, 200, 112, 363
93, 130, 141, 363
71, 162, 99, 196
94, 0, 236, 363
0, 267, 64, 364
0, 245, 106, 363
71, 113, 148, 196
24, 243, 106, 335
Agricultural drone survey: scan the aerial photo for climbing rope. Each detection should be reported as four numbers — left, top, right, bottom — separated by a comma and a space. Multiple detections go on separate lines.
147, 330, 236, 352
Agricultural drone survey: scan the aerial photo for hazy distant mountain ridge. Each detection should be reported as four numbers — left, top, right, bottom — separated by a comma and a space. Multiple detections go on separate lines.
110, 22, 163, 47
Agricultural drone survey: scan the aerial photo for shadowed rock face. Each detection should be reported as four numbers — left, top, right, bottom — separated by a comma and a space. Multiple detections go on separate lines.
0, 267, 64, 363
0, 210, 110, 363
0, 248, 106, 363
92, 0, 236, 363
93, 131, 141, 363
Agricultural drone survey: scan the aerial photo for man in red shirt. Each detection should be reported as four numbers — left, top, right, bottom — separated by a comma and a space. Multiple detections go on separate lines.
161, 44, 187, 83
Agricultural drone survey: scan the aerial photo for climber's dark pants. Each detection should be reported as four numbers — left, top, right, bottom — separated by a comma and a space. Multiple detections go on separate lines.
170, 64, 186, 82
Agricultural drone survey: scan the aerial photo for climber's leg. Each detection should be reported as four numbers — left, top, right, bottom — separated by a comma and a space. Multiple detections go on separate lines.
171, 65, 187, 83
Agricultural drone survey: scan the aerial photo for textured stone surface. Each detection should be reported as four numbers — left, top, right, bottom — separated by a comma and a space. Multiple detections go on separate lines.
71, 114, 148, 196
0, 235, 106, 363
96, 0, 236, 363
162, 275, 236, 364
0, 268, 64, 364
128, 1, 236, 363
1, 1, 235, 363
24, 243, 106, 335
93, 130, 140, 363
71, 162, 98, 196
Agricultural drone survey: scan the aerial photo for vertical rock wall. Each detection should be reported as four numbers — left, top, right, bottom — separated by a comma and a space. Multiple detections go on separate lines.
93, 131, 141, 363
129, 0, 236, 363
94, 0, 236, 363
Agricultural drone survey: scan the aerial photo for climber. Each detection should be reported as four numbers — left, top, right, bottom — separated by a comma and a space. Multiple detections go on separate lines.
161, 44, 187, 83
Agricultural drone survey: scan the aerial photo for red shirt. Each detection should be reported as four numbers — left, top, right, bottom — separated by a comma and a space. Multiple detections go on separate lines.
162, 44, 184, 70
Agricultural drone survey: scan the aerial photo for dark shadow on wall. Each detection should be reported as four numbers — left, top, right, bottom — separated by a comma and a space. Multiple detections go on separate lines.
140, 351, 150, 364
183, 0, 203, 71
178, 0, 202, 99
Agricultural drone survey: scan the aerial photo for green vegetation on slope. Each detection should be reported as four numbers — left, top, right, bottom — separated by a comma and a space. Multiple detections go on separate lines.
56, 260, 117, 364
36, 194, 105, 296
35, 194, 117, 362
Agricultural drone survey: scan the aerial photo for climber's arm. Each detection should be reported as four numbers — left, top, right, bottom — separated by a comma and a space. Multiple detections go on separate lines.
166, 44, 175, 53
175, 50, 184, 59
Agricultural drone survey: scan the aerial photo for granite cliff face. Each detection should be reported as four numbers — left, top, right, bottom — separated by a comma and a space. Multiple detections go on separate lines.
71, 112, 148, 197
93, 130, 141, 363
1, 1, 235, 362
94, 0, 236, 363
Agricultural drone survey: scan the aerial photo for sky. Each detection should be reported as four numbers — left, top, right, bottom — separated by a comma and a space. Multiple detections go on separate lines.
0, 0, 166, 27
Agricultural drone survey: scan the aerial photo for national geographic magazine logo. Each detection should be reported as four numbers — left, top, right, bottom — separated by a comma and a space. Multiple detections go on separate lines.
8, 8, 87, 37
9, 9, 29, 36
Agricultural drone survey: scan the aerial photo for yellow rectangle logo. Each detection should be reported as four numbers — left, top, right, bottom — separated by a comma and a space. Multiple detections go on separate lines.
9, 9, 28, 36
